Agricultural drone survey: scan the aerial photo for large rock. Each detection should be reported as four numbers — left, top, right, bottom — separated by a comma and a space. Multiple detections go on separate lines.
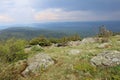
97, 43, 112, 49
68, 49, 81, 55
22, 53, 54, 77
91, 51, 120, 66
67, 41, 81, 46
81, 38, 96, 44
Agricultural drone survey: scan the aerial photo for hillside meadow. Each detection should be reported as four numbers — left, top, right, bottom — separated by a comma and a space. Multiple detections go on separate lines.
0, 34, 120, 80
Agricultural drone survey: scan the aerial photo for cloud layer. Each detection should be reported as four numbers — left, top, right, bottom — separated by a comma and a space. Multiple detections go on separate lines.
0, 0, 120, 23
0, 14, 14, 23
35, 8, 120, 22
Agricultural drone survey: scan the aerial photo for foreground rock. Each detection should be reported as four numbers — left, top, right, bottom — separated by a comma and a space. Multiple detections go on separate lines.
22, 53, 54, 77
81, 38, 96, 44
68, 49, 81, 55
91, 51, 120, 66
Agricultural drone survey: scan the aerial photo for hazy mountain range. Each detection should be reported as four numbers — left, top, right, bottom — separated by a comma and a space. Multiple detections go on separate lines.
0, 21, 120, 40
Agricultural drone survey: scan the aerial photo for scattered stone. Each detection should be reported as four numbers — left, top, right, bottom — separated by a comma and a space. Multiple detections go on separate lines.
68, 49, 81, 55
97, 43, 112, 49
67, 41, 81, 46
81, 38, 96, 44
22, 53, 54, 77
91, 51, 120, 66
55, 43, 67, 47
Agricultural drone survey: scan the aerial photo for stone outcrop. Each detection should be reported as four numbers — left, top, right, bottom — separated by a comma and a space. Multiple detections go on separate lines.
91, 51, 120, 66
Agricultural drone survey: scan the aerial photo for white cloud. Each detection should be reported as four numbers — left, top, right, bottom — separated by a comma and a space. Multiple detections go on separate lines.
0, 0, 35, 23
0, 14, 14, 23
34, 8, 120, 22
0, 0, 120, 23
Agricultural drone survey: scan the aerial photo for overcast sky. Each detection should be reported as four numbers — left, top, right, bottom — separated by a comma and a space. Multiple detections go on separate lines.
0, 0, 120, 24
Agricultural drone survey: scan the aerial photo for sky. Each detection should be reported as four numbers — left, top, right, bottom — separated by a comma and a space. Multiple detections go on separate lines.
0, 0, 120, 24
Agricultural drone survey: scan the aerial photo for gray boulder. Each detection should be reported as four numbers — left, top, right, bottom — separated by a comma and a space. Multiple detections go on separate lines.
91, 51, 120, 66
22, 53, 54, 77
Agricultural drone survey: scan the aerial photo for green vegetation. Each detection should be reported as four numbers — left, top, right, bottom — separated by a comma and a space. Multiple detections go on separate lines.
29, 34, 81, 46
30, 35, 51, 46
97, 25, 114, 43
0, 38, 27, 63
98, 25, 113, 38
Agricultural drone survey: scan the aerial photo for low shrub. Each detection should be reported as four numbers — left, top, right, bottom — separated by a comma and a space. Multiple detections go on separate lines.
0, 38, 28, 63
30, 36, 51, 46
29, 34, 81, 46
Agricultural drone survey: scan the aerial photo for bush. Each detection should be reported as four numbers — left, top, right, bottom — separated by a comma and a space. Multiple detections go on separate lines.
31, 45, 43, 52
49, 38, 61, 44
98, 25, 113, 38
30, 35, 81, 46
60, 34, 81, 44
0, 38, 28, 63
30, 36, 51, 46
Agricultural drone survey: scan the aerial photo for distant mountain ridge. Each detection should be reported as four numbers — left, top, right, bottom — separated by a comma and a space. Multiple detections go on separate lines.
0, 27, 68, 40
31, 21, 120, 37
0, 21, 120, 40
